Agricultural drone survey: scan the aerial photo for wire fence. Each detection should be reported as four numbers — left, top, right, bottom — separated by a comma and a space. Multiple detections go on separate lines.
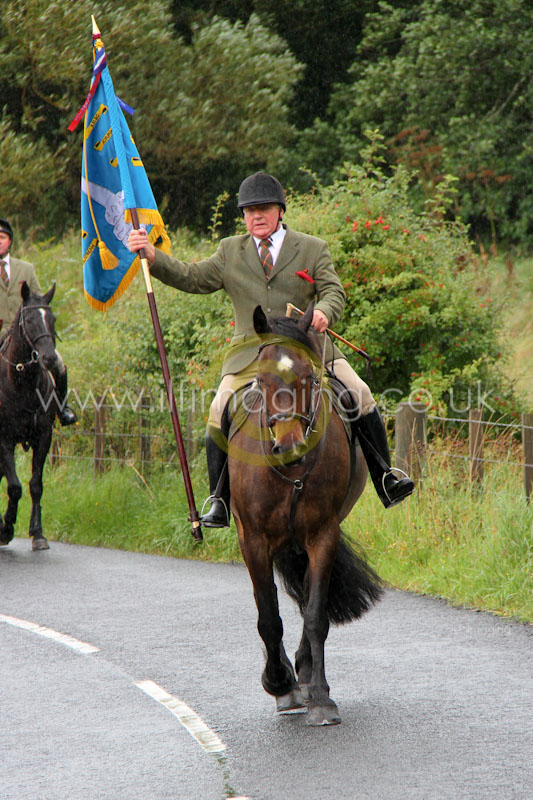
46, 397, 533, 499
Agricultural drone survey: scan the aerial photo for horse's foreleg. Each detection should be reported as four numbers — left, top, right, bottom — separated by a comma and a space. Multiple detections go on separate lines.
294, 567, 312, 702
238, 525, 302, 708
0, 451, 21, 545
295, 630, 312, 703
304, 533, 341, 726
28, 433, 52, 550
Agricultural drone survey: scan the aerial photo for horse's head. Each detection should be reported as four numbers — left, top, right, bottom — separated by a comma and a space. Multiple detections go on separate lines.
18, 281, 58, 371
253, 302, 323, 459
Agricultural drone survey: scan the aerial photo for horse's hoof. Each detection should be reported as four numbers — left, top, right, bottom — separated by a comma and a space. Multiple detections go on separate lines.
0, 527, 14, 545
32, 537, 49, 551
306, 705, 341, 726
276, 688, 307, 714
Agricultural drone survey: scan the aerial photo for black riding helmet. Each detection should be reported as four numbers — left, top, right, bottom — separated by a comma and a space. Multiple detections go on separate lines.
237, 172, 286, 213
0, 218, 13, 242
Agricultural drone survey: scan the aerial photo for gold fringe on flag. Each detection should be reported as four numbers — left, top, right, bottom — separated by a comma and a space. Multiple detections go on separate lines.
84, 253, 142, 311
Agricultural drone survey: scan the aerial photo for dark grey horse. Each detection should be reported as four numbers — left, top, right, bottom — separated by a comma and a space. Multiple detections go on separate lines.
0, 282, 58, 550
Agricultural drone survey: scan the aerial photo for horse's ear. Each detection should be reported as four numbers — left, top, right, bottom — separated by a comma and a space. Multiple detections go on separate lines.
298, 301, 315, 332
20, 281, 30, 302
253, 305, 270, 334
43, 282, 56, 306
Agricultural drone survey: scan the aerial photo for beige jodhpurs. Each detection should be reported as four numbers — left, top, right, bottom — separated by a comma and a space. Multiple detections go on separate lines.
207, 357, 376, 429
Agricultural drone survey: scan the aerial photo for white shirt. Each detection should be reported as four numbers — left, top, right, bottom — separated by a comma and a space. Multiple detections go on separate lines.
253, 224, 286, 266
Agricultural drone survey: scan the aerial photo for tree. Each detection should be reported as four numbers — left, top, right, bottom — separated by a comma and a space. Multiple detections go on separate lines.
168, 0, 376, 129
300, 0, 533, 244
284, 134, 512, 416
0, 0, 301, 235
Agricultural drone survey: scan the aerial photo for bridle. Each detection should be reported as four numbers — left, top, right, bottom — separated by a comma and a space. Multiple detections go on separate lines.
0, 304, 55, 372
256, 336, 325, 443
255, 340, 329, 532
258, 371, 322, 441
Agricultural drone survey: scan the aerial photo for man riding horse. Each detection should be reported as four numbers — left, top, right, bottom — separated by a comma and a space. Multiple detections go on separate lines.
128, 173, 414, 524
0, 218, 77, 426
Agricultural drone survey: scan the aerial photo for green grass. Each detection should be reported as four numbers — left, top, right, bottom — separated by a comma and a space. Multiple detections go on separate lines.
11, 446, 532, 624
13, 456, 240, 563
485, 254, 533, 407
346, 450, 532, 623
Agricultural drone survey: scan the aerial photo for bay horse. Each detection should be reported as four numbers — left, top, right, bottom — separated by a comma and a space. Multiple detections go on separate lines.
0, 282, 58, 551
228, 302, 383, 726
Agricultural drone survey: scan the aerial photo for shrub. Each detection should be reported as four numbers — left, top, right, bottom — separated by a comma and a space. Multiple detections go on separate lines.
284, 134, 514, 419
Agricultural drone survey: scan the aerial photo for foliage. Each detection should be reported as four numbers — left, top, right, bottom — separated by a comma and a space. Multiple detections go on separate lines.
3, 0, 533, 248
284, 135, 513, 418
0, 115, 66, 232
303, 0, 533, 245
168, 0, 375, 128
0, 0, 301, 235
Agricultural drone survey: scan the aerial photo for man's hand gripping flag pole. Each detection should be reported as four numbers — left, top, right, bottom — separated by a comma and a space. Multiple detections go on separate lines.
74, 17, 202, 541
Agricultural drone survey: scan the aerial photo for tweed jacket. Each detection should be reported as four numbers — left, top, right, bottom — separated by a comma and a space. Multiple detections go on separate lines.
150, 225, 346, 374
0, 257, 42, 338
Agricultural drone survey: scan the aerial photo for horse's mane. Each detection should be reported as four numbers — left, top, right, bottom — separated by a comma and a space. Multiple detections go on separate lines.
267, 316, 320, 356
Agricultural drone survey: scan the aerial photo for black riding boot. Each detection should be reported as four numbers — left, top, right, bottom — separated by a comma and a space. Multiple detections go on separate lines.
53, 364, 77, 426
201, 432, 230, 528
355, 407, 414, 508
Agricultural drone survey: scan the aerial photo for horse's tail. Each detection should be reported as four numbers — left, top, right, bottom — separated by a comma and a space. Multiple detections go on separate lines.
274, 532, 383, 625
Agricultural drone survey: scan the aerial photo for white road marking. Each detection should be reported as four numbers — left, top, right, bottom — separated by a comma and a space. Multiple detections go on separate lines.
0, 613, 100, 654
135, 679, 226, 754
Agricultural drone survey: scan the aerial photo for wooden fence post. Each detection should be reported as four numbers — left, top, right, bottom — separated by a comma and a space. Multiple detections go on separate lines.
469, 408, 484, 482
49, 437, 60, 469
94, 397, 106, 476
395, 402, 427, 479
186, 408, 199, 463
139, 394, 151, 477
522, 412, 533, 502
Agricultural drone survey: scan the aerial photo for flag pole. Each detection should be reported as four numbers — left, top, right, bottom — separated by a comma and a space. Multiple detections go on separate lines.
90, 17, 202, 542
130, 209, 203, 542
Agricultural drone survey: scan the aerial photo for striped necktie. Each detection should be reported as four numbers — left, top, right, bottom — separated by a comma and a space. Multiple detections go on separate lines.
259, 238, 273, 277
0, 260, 8, 288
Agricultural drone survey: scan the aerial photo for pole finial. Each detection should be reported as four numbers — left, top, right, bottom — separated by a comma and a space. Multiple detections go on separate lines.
91, 16, 100, 36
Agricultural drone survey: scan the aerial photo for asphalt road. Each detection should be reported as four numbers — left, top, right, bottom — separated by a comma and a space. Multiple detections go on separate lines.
1, 537, 531, 800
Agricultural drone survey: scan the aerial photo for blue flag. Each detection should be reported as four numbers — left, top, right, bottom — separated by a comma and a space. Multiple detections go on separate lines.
77, 27, 170, 310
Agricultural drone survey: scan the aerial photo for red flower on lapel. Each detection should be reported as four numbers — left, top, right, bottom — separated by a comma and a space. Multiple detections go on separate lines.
296, 269, 315, 284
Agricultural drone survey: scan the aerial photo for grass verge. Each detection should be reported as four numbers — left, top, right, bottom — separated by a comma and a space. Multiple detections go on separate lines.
11, 446, 532, 624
